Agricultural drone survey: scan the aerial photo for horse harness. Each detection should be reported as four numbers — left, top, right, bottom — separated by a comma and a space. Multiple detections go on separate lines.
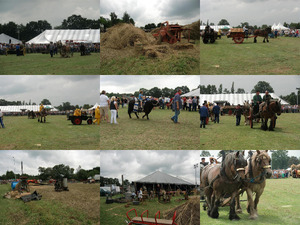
246, 153, 271, 184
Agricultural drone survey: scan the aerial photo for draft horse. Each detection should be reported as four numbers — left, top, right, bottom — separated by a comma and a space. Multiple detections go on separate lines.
260, 100, 281, 131
200, 151, 247, 220
36, 108, 47, 123
236, 150, 272, 220
253, 27, 272, 43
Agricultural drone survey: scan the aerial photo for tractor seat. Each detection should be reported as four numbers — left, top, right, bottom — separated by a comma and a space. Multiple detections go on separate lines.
131, 217, 173, 225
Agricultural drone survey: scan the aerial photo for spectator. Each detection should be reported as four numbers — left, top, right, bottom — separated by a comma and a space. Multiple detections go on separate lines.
171, 89, 183, 124
100, 90, 110, 123
110, 96, 118, 124
233, 104, 243, 126
213, 103, 220, 123
200, 103, 209, 128
0, 109, 5, 128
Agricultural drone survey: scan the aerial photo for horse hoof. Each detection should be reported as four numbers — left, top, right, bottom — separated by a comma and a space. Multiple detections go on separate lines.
230, 215, 240, 220
249, 214, 258, 220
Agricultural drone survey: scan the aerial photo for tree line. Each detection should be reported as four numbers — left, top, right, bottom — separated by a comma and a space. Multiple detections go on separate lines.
0, 14, 100, 42
100, 11, 135, 31
200, 150, 300, 169
105, 85, 200, 99
200, 19, 300, 29
0, 164, 100, 181
200, 81, 299, 105
0, 98, 93, 111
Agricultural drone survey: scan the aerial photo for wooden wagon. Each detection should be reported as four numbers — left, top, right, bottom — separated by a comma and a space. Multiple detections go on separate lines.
227, 28, 252, 44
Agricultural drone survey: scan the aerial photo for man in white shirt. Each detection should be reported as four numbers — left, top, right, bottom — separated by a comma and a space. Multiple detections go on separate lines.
100, 90, 110, 123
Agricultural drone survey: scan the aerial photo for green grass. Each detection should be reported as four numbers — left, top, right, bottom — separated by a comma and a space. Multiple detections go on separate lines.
0, 53, 100, 75
100, 43, 200, 75
0, 183, 99, 225
200, 113, 300, 150
200, 178, 300, 224
0, 115, 99, 149
200, 36, 300, 74
100, 194, 196, 225
100, 107, 200, 150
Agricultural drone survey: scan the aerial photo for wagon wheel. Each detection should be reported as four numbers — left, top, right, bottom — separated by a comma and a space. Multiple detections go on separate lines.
73, 117, 82, 125
233, 33, 244, 44
87, 118, 93, 125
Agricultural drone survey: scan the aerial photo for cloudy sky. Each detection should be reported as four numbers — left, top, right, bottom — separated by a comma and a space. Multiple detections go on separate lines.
200, 75, 300, 96
0, 150, 100, 176
0, 75, 99, 106
100, 0, 200, 27
100, 75, 200, 94
200, 0, 300, 27
0, 0, 99, 27
100, 150, 200, 184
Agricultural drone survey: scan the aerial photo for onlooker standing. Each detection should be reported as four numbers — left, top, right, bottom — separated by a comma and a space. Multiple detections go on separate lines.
233, 104, 243, 126
100, 90, 110, 123
171, 89, 182, 123
188, 97, 192, 111
49, 42, 54, 57
110, 96, 118, 124
200, 103, 209, 128
213, 103, 220, 123
0, 109, 5, 128
93, 106, 100, 125
192, 96, 197, 111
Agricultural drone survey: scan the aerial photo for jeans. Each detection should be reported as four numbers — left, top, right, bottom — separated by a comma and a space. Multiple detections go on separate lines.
0, 117, 4, 128
192, 103, 197, 111
236, 115, 241, 126
200, 116, 206, 128
110, 110, 118, 124
172, 109, 180, 123
214, 114, 219, 123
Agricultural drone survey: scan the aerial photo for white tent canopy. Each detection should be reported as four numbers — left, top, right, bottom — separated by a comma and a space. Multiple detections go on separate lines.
271, 23, 289, 31
0, 33, 22, 44
26, 29, 100, 44
200, 25, 231, 31
0, 105, 58, 113
181, 88, 200, 97
88, 103, 99, 110
200, 93, 289, 105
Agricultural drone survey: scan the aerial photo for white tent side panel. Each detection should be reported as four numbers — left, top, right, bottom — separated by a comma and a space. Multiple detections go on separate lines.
0, 33, 22, 44
0, 105, 58, 112
26, 29, 100, 44
199, 93, 289, 105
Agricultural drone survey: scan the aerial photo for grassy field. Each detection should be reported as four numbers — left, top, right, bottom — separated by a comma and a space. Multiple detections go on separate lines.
0, 183, 100, 225
100, 41, 200, 75
200, 178, 300, 224
0, 53, 100, 75
200, 113, 300, 150
100, 194, 198, 225
0, 115, 99, 150
200, 36, 300, 74
100, 107, 199, 150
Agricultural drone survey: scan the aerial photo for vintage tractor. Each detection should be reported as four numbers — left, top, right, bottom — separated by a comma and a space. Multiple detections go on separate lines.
201, 24, 217, 44
15, 176, 30, 193
55, 177, 69, 192
152, 21, 190, 44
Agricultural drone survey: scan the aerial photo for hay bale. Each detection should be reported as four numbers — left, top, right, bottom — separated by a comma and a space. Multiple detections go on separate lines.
101, 23, 156, 49
171, 44, 194, 50
183, 20, 200, 40
164, 197, 200, 225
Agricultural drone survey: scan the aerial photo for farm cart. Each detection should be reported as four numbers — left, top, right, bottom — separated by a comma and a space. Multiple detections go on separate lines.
126, 208, 177, 225
153, 21, 190, 44
227, 28, 254, 44
68, 114, 93, 125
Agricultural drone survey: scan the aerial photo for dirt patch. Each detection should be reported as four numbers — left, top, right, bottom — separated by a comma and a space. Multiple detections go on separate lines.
163, 196, 200, 225
31, 183, 100, 219
101, 23, 156, 49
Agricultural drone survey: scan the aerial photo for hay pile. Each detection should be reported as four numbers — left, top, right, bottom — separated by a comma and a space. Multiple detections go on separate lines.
164, 197, 200, 225
183, 20, 200, 40
101, 23, 156, 49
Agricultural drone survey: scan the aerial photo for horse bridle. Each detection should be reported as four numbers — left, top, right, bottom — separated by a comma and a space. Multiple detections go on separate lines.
247, 154, 271, 184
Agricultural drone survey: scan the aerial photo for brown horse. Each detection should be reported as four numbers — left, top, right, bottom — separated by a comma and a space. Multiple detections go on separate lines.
36, 108, 47, 123
253, 27, 272, 43
260, 100, 281, 131
236, 150, 272, 220
201, 151, 247, 220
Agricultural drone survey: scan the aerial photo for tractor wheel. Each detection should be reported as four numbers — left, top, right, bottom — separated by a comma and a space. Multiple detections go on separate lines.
73, 117, 82, 125
87, 118, 93, 125
203, 38, 209, 44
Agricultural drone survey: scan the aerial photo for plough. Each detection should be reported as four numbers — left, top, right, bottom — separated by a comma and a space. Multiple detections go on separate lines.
126, 208, 177, 225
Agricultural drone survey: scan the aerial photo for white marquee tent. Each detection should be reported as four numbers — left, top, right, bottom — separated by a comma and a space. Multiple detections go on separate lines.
26, 29, 100, 44
200, 93, 289, 105
0, 33, 22, 44
181, 88, 200, 97
0, 105, 58, 112
200, 25, 231, 31
88, 103, 100, 110
271, 23, 289, 31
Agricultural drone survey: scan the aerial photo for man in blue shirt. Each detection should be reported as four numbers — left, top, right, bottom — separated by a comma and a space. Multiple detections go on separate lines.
200, 103, 209, 128
213, 103, 221, 123
171, 89, 182, 123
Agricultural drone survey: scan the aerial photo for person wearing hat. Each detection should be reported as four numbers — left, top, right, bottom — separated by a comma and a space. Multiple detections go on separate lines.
252, 90, 262, 118
93, 106, 100, 125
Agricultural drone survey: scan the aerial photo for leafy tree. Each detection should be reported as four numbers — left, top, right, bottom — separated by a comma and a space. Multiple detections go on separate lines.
261, 24, 268, 29
218, 84, 223, 94
241, 22, 249, 28
149, 87, 162, 98
218, 19, 230, 25
223, 88, 230, 94
110, 12, 118, 26
41, 99, 51, 105
288, 156, 299, 167
6, 171, 16, 179
271, 150, 289, 169
122, 11, 131, 23
236, 88, 245, 93
231, 82, 235, 94
77, 169, 89, 180
51, 164, 74, 179
38, 167, 52, 180
200, 151, 211, 157
251, 81, 274, 93
280, 92, 299, 105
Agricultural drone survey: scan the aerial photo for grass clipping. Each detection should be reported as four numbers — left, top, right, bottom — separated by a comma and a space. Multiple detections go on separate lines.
183, 20, 200, 40
164, 197, 200, 225
101, 23, 156, 49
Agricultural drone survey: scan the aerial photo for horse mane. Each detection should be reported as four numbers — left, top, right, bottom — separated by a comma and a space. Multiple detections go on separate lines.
220, 152, 236, 178
249, 150, 270, 178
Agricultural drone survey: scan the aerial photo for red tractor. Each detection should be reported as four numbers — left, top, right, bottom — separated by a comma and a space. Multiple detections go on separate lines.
153, 21, 190, 44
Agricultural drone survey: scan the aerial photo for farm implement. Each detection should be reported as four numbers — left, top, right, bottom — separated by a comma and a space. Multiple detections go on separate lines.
126, 208, 177, 225
67, 113, 93, 125
152, 21, 190, 44
227, 28, 254, 44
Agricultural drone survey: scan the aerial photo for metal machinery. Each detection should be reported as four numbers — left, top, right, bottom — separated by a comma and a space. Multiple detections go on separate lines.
201, 24, 217, 44
153, 21, 190, 44
55, 177, 69, 192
